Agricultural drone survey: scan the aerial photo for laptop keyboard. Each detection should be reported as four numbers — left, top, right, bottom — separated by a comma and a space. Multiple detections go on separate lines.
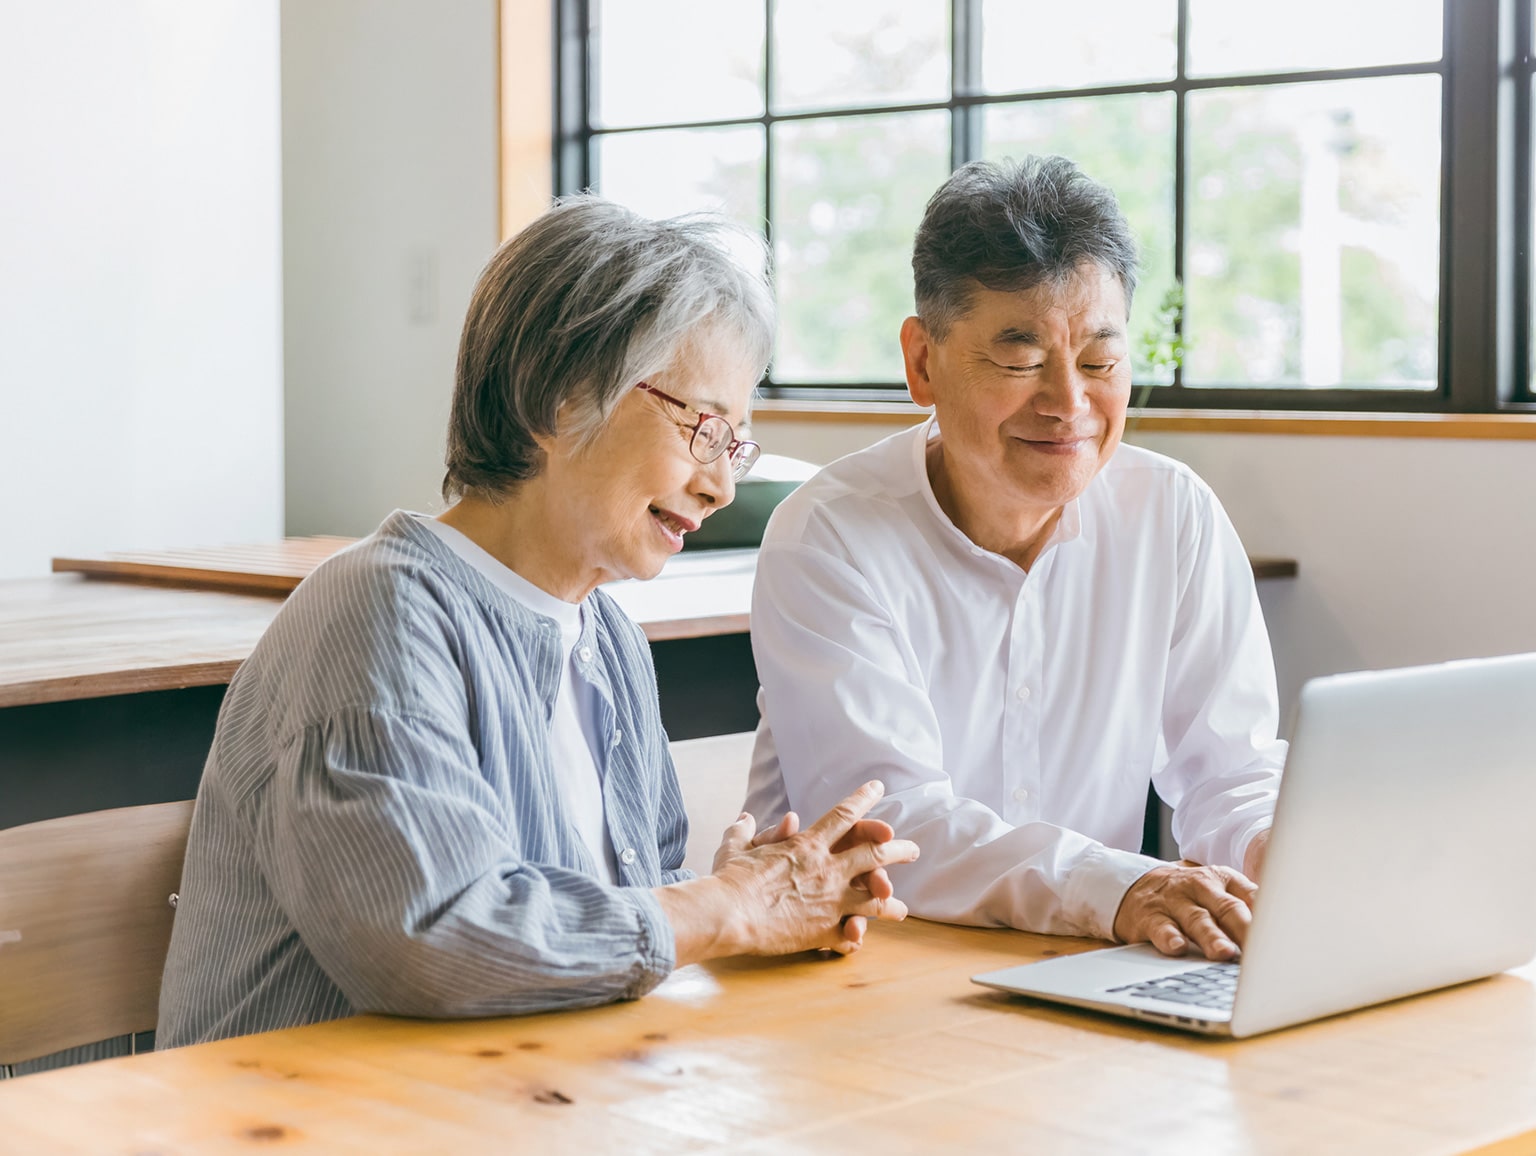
1105, 961, 1242, 1010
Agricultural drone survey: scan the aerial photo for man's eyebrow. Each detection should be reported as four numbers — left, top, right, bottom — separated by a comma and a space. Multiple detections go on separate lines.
1090, 323, 1125, 341
991, 326, 1041, 346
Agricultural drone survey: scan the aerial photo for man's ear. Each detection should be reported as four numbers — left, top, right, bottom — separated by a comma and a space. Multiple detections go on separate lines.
900, 315, 937, 408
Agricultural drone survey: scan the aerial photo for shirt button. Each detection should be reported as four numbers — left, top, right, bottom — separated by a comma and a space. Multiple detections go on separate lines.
1012, 787, 1030, 804
612, 729, 623, 746
1016, 685, 1031, 701
619, 847, 637, 866
577, 646, 593, 663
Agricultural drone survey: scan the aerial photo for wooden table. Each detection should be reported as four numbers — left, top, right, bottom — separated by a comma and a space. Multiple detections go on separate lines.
0, 550, 761, 832
3, 549, 758, 710
0, 919, 1530, 1154
0, 578, 284, 711
50, 536, 1298, 594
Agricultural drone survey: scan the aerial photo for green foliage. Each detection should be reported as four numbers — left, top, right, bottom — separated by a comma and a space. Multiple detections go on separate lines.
648, 38, 1439, 393
1136, 281, 1186, 398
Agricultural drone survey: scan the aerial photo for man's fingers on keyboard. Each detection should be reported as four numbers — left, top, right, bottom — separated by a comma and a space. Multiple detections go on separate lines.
1179, 908, 1239, 960
1206, 890, 1252, 946
1148, 919, 1187, 956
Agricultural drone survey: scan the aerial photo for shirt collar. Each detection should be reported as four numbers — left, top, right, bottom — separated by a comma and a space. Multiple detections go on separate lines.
416, 514, 584, 633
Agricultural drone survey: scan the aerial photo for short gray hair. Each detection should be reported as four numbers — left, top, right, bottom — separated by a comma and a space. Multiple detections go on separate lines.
444, 196, 775, 500
912, 156, 1139, 340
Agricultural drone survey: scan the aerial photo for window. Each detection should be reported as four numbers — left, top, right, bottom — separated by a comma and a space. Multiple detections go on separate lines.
557, 0, 1536, 413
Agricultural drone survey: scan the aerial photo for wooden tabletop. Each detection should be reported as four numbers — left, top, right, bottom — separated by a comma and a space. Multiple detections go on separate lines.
51, 537, 1299, 591
0, 577, 286, 709
0, 919, 1531, 1154
4, 541, 1291, 709
0, 549, 757, 709
52, 537, 359, 595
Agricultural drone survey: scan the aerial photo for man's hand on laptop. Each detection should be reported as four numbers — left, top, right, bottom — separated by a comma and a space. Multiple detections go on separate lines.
1112, 864, 1257, 961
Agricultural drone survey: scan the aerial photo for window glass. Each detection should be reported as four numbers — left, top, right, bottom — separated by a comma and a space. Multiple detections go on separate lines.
982, 0, 1177, 94
574, 1, 1471, 404
772, 0, 948, 113
984, 94, 1177, 383
1184, 75, 1441, 388
592, 0, 764, 128
595, 126, 765, 228
1187, 0, 1443, 78
772, 111, 951, 382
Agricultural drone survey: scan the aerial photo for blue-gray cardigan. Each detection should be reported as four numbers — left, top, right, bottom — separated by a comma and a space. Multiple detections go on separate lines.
157, 511, 688, 1048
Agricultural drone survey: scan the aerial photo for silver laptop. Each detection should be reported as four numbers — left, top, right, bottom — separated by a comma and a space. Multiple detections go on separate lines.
973, 653, 1536, 1038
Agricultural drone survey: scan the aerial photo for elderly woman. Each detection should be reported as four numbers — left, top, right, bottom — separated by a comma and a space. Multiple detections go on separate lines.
156, 198, 918, 1048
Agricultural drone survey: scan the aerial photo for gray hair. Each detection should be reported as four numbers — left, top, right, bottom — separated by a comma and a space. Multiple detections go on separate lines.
912, 156, 1139, 340
444, 196, 775, 500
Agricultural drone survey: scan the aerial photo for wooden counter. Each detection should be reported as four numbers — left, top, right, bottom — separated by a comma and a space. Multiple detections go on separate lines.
0, 549, 759, 711
0, 918, 1531, 1153
0, 578, 283, 710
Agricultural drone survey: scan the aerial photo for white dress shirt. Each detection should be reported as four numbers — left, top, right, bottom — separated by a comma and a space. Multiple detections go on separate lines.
420, 516, 619, 884
744, 419, 1285, 940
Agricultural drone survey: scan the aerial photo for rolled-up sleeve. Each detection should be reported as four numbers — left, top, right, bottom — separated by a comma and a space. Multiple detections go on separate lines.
257, 705, 676, 1019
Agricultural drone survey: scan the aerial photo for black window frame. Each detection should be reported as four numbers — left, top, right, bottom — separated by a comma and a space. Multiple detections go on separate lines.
556, 0, 1536, 414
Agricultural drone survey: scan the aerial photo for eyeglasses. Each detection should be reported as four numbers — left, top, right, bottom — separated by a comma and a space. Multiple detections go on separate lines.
635, 382, 761, 481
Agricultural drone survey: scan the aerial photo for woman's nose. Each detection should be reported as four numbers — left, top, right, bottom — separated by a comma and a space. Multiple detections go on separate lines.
691, 453, 737, 509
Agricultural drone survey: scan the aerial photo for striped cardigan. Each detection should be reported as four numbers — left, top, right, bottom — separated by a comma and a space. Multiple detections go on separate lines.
157, 511, 688, 1048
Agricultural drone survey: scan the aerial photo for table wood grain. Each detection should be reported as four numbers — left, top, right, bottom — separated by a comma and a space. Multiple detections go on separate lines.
51, 538, 1299, 592
7, 543, 1293, 709
51, 537, 359, 594
0, 577, 285, 709
0, 919, 1531, 1154
0, 550, 757, 709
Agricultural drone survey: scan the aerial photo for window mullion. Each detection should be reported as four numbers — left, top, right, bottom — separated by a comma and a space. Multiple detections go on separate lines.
1513, 0, 1534, 403
763, 0, 775, 248
951, 0, 983, 169
555, 0, 590, 195
1443, 0, 1511, 410
1170, 0, 1189, 394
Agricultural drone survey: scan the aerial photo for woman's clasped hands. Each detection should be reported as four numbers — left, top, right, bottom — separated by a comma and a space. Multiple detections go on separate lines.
656, 781, 919, 965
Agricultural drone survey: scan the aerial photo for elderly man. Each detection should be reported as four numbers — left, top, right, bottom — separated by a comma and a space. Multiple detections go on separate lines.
745, 156, 1284, 961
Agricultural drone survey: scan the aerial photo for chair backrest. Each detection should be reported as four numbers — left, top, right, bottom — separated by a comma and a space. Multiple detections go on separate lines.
668, 731, 755, 876
0, 801, 193, 1067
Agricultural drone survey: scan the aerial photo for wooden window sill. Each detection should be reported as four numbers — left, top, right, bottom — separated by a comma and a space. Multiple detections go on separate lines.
751, 400, 1536, 439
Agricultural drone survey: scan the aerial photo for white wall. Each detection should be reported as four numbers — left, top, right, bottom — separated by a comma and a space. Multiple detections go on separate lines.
0, 0, 284, 579
280, 0, 500, 537
754, 418, 1536, 729
1133, 431, 1536, 723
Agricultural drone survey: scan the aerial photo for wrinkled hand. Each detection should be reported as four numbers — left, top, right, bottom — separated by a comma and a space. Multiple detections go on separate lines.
709, 781, 919, 957
729, 810, 897, 951
1112, 863, 1257, 961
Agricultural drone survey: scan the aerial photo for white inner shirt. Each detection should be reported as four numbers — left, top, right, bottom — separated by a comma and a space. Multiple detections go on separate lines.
418, 516, 619, 884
